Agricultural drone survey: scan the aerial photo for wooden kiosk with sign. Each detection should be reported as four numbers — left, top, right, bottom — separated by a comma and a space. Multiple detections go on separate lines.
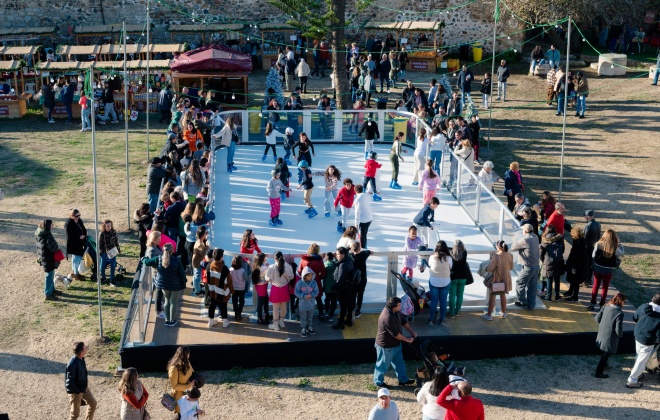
400, 21, 444, 73
0, 60, 32, 118
167, 24, 245, 46
0, 26, 56, 46
36, 61, 93, 119
260, 23, 296, 70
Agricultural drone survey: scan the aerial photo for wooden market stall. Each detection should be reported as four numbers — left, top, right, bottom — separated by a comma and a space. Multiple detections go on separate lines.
56, 45, 101, 62
363, 21, 403, 50
170, 45, 252, 108
36, 61, 93, 119
93, 60, 171, 112
0, 60, 32, 118
167, 24, 245, 45
98, 44, 144, 61
0, 26, 56, 46
399, 21, 445, 73
147, 43, 185, 60
260, 23, 296, 70
74, 24, 146, 44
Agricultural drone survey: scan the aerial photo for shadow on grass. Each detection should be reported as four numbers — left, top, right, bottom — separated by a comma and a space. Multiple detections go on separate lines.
0, 142, 63, 197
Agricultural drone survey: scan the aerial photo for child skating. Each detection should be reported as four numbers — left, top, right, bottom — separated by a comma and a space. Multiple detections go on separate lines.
274, 157, 292, 201
419, 159, 440, 205
324, 165, 342, 218
263, 122, 284, 162
297, 160, 318, 218
401, 225, 426, 279
363, 152, 383, 201
266, 169, 290, 226
283, 127, 295, 165
334, 178, 356, 233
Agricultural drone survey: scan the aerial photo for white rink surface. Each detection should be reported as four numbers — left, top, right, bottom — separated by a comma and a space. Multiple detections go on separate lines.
210, 144, 524, 310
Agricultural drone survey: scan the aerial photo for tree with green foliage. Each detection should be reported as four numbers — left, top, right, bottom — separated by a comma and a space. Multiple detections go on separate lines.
267, 0, 370, 110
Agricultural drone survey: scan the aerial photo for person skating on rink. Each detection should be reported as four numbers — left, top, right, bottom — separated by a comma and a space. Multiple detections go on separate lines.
297, 160, 318, 218
266, 169, 291, 226
358, 116, 380, 160
363, 152, 383, 201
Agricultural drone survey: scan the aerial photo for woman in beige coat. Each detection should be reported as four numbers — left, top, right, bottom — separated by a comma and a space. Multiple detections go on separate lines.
482, 240, 514, 320
118, 367, 149, 420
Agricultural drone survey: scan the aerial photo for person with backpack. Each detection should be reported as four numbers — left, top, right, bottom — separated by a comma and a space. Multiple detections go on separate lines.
350, 241, 373, 320
331, 246, 355, 330
539, 225, 565, 301
363, 70, 376, 108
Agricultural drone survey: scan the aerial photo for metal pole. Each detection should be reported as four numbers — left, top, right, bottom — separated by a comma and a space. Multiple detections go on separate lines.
90, 65, 104, 338
487, 0, 498, 150
559, 17, 571, 201
123, 22, 131, 230
146, 0, 151, 161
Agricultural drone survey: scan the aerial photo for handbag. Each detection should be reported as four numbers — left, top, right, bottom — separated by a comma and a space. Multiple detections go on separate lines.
465, 261, 474, 285
160, 390, 176, 412
106, 247, 119, 259
491, 282, 506, 292
142, 404, 151, 420
54, 249, 66, 262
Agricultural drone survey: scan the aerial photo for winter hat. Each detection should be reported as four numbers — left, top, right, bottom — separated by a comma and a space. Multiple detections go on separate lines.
584, 210, 594, 217
151, 157, 162, 165
301, 266, 315, 281
285, 127, 294, 135
298, 160, 309, 168
271, 169, 280, 177
370, 152, 378, 160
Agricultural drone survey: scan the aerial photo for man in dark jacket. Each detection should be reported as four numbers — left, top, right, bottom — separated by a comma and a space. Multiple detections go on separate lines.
285, 57, 296, 92
378, 54, 391, 93
358, 116, 380, 160
626, 293, 660, 388
456, 65, 474, 102
100, 80, 119, 124
496, 59, 510, 101
42, 83, 56, 123
146, 157, 167, 213
158, 84, 174, 123
61, 79, 77, 124
402, 80, 415, 111
66, 341, 97, 419
583, 209, 601, 287
331, 246, 355, 330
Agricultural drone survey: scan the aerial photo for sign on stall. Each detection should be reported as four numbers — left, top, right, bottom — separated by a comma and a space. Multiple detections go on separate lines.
0, 105, 8, 116
411, 61, 428, 70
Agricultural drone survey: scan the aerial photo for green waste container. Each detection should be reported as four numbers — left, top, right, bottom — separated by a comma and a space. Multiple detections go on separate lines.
392, 117, 408, 139
473, 44, 483, 62
249, 107, 261, 134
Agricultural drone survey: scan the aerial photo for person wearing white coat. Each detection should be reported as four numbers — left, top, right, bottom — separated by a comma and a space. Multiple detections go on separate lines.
295, 58, 311, 93
354, 185, 374, 249
211, 117, 238, 172
453, 139, 475, 175
477, 161, 498, 192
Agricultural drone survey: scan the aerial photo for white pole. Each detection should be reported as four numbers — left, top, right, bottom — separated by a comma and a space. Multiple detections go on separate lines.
90, 65, 104, 338
146, 0, 151, 161
124, 21, 131, 230
487, 0, 498, 150
559, 17, 571, 201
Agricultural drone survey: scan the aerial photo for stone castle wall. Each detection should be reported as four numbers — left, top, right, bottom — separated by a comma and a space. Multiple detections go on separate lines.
1, 0, 521, 53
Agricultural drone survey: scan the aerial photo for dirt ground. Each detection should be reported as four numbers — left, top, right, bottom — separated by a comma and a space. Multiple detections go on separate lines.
0, 62, 658, 418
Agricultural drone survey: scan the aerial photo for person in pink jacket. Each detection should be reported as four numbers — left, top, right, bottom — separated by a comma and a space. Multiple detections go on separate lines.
419, 159, 440, 205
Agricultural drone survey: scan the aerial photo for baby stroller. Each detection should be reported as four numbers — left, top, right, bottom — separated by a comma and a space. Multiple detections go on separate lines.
412, 338, 466, 393
391, 270, 429, 323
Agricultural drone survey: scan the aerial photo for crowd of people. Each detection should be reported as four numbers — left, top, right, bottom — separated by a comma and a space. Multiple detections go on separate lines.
38, 34, 660, 420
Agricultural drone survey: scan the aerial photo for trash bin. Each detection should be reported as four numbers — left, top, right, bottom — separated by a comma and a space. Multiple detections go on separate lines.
447, 59, 460, 72
473, 44, 483, 62
376, 97, 388, 110
392, 117, 408, 138
459, 44, 470, 61
249, 106, 261, 134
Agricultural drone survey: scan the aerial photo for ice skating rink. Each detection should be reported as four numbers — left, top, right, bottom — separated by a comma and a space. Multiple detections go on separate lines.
210, 144, 518, 310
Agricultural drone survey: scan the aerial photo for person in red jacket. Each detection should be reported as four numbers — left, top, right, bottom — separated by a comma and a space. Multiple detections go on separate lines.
363, 152, 383, 202
298, 243, 328, 321
437, 381, 485, 420
334, 178, 356, 233
544, 202, 566, 236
